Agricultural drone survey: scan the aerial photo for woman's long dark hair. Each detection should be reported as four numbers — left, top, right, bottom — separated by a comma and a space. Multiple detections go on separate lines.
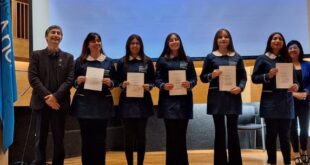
265, 32, 290, 62
124, 34, 146, 66
287, 40, 304, 63
159, 33, 188, 62
212, 28, 235, 52
79, 32, 105, 63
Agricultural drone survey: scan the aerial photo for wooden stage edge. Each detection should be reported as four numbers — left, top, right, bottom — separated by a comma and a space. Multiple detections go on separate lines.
58, 149, 293, 165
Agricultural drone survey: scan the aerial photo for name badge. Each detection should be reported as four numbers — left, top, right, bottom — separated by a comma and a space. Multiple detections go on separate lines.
228, 59, 237, 66
139, 65, 147, 73
104, 69, 110, 77
180, 62, 188, 69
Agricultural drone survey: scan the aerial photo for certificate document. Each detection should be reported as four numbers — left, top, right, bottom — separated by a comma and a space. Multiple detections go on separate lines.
126, 72, 144, 98
276, 63, 293, 89
84, 67, 104, 91
219, 66, 236, 91
169, 70, 187, 96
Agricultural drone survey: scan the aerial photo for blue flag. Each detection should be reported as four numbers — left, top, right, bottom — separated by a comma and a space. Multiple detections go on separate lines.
0, 0, 18, 152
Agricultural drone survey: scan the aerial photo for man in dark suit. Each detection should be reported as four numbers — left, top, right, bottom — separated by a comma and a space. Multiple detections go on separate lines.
28, 25, 74, 165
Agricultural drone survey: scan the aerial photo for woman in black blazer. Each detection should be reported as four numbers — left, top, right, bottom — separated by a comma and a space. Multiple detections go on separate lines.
70, 32, 117, 165
252, 32, 299, 165
117, 34, 155, 165
287, 40, 310, 164
200, 28, 247, 165
155, 33, 197, 165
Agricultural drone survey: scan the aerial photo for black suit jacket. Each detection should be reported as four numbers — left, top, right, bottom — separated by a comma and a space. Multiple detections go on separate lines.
28, 48, 74, 110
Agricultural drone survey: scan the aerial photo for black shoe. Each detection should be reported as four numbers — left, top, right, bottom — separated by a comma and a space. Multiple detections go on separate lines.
301, 154, 309, 164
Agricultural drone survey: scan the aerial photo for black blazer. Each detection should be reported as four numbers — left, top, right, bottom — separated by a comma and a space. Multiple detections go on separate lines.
28, 48, 74, 110
155, 56, 197, 119
251, 54, 296, 119
70, 56, 117, 119
200, 52, 247, 115
116, 56, 155, 118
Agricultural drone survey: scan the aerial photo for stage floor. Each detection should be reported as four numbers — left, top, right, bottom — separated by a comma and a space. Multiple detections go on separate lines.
56, 149, 293, 165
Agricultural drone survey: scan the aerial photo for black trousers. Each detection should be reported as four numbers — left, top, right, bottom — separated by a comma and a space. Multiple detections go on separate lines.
213, 114, 242, 165
265, 118, 291, 164
123, 118, 148, 165
291, 99, 309, 152
32, 108, 66, 165
78, 119, 108, 165
164, 119, 189, 165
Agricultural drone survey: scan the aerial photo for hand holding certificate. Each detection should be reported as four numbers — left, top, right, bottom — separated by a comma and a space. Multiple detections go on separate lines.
84, 67, 105, 91
126, 72, 144, 98
276, 63, 293, 89
169, 70, 187, 95
219, 66, 236, 91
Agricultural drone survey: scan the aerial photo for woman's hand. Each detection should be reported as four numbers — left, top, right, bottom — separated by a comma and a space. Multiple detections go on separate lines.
122, 81, 129, 89
102, 78, 112, 87
182, 81, 191, 89
288, 83, 299, 93
268, 68, 278, 79
230, 87, 241, 95
293, 92, 307, 100
211, 69, 222, 79
143, 84, 150, 91
76, 76, 86, 85
164, 83, 174, 90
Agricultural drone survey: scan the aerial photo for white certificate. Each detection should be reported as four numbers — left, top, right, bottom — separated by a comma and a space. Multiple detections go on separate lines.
126, 72, 144, 98
276, 63, 293, 89
84, 67, 104, 91
219, 65, 236, 91
169, 70, 187, 96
